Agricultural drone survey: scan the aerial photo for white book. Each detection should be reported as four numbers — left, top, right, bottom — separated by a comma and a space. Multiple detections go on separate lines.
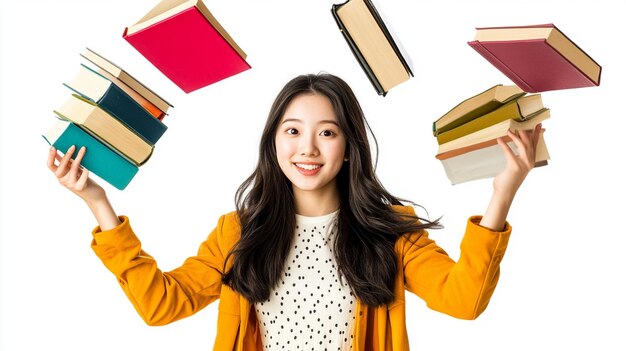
441, 133, 550, 185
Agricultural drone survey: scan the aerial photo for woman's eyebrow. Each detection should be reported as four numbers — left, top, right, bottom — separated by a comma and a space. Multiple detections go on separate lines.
280, 118, 339, 126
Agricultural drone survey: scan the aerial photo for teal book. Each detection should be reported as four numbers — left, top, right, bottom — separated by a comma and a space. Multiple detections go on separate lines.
64, 64, 167, 145
43, 119, 139, 190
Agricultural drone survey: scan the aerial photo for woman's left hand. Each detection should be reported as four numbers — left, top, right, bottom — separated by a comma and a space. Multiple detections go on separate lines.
479, 123, 544, 231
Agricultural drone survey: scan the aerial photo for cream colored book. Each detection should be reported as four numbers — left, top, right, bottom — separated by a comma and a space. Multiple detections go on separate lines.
53, 94, 154, 166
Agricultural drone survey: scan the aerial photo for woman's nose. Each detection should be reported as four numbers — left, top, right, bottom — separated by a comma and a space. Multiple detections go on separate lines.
298, 134, 319, 157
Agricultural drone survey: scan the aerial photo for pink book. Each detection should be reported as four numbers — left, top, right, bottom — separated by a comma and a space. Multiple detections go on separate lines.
468, 23, 601, 93
123, 0, 251, 93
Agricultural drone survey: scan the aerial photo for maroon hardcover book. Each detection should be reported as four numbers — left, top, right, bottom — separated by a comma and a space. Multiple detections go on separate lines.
468, 24, 601, 93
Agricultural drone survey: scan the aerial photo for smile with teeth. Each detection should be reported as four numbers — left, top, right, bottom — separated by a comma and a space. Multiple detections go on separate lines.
295, 163, 322, 170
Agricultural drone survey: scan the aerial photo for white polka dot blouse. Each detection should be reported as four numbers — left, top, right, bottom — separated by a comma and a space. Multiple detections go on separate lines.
255, 210, 357, 350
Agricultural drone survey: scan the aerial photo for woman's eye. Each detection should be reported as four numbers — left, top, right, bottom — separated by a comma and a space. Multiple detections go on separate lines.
320, 130, 334, 137
286, 128, 299, 135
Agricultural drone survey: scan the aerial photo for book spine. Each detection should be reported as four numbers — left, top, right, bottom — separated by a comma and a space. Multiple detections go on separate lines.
98, 84, 167, 145
44, 122, 138, 190
331, 4, 385, 96
468, 40, 537, 93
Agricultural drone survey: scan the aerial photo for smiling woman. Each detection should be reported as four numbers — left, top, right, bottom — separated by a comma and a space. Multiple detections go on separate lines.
47, 73, 542, 351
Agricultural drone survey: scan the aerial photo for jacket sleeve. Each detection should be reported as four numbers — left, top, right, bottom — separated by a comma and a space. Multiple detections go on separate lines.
401, 216, 511, 320
90, 214, 234, 326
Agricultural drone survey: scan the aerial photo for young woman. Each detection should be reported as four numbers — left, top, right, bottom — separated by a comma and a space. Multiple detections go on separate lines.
47, 73, 542, 351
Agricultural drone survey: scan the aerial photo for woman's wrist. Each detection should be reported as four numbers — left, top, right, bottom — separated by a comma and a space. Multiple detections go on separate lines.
480, 190, 515, 231
85, 193, 121, 231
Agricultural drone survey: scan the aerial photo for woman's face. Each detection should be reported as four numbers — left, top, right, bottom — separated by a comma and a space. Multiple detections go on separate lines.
275, 93, 347, 200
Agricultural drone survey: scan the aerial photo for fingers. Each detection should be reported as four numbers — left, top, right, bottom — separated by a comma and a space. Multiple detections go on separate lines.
497, 137, 517, 162
532, 123, 543, 150
49, 145, 89, 189
53, 145, 76, 179
67, 146, 86, 181
47, 147, 58, 172
506, 128, 536, 167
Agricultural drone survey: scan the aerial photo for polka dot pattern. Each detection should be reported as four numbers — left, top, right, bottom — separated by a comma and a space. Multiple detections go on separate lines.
255, 211, 356, 350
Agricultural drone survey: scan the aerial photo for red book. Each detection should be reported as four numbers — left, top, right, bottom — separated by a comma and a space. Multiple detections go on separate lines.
468, 23, 601, 93
123, 0, 251, 93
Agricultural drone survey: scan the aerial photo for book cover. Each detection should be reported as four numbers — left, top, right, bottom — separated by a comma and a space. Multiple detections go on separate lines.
43, 120, 139, 190
332, 0, 412, 96
468, 24, 601, 93
433, 84, 526, 136
440, 134, 550, 185
436, 95, 545, 145
64, 64, 168, 145
123, 0, 251, 93
54, 94, 154, 166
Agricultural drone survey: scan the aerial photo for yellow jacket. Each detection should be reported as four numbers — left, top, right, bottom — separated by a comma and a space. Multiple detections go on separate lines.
91, 206, 511, 350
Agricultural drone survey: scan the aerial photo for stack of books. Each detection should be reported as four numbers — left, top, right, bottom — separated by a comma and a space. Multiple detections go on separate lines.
433, 84, 551, 185
43, 48, 173, 190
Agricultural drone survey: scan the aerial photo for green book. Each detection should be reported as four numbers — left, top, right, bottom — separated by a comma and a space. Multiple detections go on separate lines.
436, 94, 545, 145
43, 119, 139, 190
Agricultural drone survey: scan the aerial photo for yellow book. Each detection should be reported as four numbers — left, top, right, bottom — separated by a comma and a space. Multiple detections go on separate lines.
433, 84, 525, 136
436, 94, 545, 145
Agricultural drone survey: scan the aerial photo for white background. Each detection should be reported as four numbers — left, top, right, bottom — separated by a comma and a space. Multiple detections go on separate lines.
1, 0, 624, 350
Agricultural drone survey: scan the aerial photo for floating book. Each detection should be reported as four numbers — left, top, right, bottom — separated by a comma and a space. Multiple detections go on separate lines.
123, 0, 251, 93
436, 108, 550, 159
468, 23, 601, 93
43, 120, 139, 190
433, 84, 525, 136
332, 0, 413, 96
54, 94, 154, 166
64, 64, 168, 145
81, 47, 173, 119
436, 93, 545, 145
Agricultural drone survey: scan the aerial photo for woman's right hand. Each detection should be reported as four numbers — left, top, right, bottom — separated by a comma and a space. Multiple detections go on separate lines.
47, 145, 106, 204
48, 145, 121, 230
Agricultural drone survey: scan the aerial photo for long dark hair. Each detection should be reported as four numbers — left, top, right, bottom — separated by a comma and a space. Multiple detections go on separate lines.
222, 73, 441, 306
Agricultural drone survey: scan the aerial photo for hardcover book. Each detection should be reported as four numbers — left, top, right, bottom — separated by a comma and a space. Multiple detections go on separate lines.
436, 94, 545, 145
43, 119, 139, 190
123, 0, 251, 93
64, 64, 168, 145
468, 23, 602, 93
433, 84, 525, 136
81, 48, 173, 118
54, 94, 154, 166
440, 133, 550, 185
332, 0, 413, 96
436, 108, 550, 159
